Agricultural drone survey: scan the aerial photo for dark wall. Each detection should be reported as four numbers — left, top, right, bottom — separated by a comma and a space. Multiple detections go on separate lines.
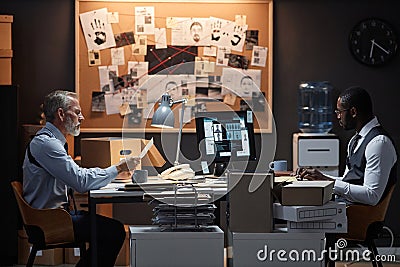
1, 1, 75, 264
1, 0, 75, 125
274, 0, 400, 235
0, 85, 19, 264
2, 0, 400, 258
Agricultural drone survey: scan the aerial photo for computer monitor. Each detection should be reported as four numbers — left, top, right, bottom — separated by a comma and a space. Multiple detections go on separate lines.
195, 110, 257, 174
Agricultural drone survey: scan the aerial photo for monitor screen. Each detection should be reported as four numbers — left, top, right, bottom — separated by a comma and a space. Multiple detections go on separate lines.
195, 110, 257, 165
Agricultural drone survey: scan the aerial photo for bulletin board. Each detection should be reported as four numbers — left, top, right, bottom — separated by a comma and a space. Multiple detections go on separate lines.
75, 0, 273, 133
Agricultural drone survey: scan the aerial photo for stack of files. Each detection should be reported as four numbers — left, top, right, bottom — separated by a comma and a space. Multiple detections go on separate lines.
152, 202, 216, 228
144, 190, 212, 205
273, 201, 348, 233
124, 181, 176, 191
123, 180, 191, 191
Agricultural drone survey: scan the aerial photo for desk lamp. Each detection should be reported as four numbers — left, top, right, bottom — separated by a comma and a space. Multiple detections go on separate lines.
151, 93, 187, 166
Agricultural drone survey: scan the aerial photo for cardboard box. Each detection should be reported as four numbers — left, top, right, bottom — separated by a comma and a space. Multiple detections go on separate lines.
18, 230, 64, 266
80, 137, 165, 170
64, 247, 84, 265
273, 201, 346, 222
0, 15, 13, 50
0, 49, 12, 85
281, 181, 334, 206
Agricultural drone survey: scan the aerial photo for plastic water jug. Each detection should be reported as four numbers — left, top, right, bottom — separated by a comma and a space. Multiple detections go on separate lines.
298, 81, 333, 133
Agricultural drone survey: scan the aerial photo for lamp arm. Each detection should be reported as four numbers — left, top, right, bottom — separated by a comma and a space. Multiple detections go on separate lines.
174, 99, 186, 166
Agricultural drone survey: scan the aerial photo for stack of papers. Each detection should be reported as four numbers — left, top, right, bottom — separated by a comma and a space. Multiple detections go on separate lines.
152, 202, 216, 227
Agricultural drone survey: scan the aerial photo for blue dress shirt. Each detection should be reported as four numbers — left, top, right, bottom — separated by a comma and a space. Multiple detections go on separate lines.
22, 122, 118, 209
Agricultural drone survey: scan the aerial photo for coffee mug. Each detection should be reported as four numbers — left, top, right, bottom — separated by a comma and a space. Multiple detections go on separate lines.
269, 160, 287, 171
132, 169, 148, 183
214, 163, 226, 177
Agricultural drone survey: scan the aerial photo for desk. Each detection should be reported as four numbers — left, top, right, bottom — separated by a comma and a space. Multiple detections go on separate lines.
88, 177, 227, 267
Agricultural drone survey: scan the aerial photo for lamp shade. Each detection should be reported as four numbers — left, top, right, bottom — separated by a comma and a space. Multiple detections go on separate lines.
151, 94, 175, 128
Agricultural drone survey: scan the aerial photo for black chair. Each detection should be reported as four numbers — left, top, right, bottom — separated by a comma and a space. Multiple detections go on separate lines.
11, 180, 86, 267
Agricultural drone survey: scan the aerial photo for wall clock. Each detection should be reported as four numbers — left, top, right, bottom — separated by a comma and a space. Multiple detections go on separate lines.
349, 18, 398, 66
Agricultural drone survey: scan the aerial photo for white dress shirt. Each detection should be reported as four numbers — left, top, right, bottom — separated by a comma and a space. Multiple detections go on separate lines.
332, 117, 397, 205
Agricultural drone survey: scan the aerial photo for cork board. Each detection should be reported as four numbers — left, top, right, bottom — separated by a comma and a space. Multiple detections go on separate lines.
75, 0, 273, 132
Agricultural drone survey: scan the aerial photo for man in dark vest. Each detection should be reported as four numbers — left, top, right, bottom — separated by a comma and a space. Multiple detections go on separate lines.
297, 86, 397, 205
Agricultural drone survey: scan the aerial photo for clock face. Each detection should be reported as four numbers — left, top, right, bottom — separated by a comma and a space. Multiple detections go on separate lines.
349, 18, 398, 66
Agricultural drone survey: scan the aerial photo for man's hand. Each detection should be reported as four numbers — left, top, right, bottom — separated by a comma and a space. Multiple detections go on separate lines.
295, 167, 333, 181
116, 157, 140, 173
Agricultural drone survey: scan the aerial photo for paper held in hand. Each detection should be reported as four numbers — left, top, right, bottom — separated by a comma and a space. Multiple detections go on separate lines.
139, 137, 153, 159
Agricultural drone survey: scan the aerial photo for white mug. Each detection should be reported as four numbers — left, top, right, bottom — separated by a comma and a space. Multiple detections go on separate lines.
132, 169, 148, 183
269, 160, 287, 171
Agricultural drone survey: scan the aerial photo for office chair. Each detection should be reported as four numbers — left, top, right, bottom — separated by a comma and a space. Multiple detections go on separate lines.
326, 184, 395, 267
11, 180, 86, 267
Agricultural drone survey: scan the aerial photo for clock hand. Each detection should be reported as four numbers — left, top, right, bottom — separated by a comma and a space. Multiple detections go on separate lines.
370, 39, 375, 58
371, 39, 390, 54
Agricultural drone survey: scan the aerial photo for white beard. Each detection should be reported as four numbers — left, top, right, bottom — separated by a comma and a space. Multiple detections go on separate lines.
65, 116, 81, 136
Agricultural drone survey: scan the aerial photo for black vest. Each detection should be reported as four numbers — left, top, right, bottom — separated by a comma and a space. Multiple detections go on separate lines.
343, 126, 397, 201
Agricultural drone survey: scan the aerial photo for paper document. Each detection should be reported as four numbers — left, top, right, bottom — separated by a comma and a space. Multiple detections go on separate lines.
139, 137, 153, 159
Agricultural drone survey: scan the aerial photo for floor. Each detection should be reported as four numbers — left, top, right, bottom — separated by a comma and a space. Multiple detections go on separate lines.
10, 247, 400, 267
10, 261, 400, 267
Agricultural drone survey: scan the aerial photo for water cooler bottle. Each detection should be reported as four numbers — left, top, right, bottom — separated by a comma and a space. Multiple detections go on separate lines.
294, 81, 339, 176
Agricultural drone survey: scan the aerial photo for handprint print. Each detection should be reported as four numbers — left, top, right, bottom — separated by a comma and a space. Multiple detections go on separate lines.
211, 20, 222, 42
80, 8, 116, 50
89, 18, 107, 46
231, 25, 244, 46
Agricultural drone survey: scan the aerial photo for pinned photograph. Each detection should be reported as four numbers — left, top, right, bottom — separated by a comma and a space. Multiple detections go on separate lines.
245, 30, 259, 50
135, 6, 155, 35
227, 54, 249, 69
114, 31, 135, 47
91, 91, 106, 112
132, 35, 147, 55
251, 45, 267, 67
136, 89, 148, 109
88, 50, 101, 66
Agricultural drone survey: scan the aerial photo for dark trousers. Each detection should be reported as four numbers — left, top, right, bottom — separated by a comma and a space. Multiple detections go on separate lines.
70, 210, 125, 267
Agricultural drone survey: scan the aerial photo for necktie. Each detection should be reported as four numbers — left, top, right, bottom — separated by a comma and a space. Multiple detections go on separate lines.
64, 142, 69, 153
350, 134, 361, 156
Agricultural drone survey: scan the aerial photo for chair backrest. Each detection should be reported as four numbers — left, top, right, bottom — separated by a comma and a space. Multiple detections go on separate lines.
11, 180, 75, 244
342, 184, 395, 241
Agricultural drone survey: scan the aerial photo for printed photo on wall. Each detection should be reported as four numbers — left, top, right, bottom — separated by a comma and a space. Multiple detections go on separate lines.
245, 30, 259, 50
208, 76, 223, 100
128, 104, 143, 125
91, 91, 106, 112
170, 17, 211, 46
221, 68, 261, 98
227, 54, 249, 69
98, 65, 118, 92
114, 31, 135, 47
135, 6, 155, 35
88, 50, 101, 66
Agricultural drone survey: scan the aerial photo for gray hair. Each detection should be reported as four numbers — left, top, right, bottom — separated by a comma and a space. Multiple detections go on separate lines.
43, 90, 77, 122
